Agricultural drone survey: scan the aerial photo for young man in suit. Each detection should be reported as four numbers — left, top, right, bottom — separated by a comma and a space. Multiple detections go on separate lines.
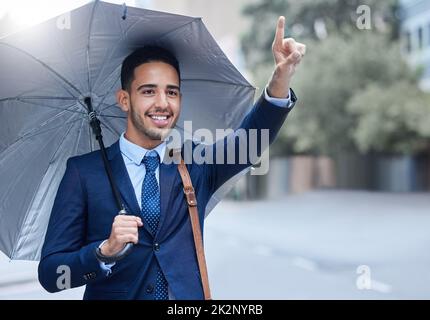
38, 16, 305, 299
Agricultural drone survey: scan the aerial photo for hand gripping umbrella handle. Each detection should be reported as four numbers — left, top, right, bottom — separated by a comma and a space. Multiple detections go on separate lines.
95, 209, 134, 264
113, 209, 134, 260
85, 97, 134, 263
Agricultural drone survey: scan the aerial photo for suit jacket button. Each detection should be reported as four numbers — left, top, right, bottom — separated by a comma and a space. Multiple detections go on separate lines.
153, 243, 160, 251
146, 284, 154, 294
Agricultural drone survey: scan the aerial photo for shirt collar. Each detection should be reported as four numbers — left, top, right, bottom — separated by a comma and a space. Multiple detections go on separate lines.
119, 132, 166, 165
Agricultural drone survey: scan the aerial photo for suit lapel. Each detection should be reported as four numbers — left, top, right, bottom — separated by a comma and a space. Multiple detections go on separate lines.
156, 161, 179, 239
106, 141, 154, 237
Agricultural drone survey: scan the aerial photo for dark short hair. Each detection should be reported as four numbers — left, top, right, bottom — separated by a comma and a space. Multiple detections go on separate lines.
120, 46, 180, 91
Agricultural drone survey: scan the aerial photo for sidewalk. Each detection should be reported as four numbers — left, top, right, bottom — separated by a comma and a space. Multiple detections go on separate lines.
1, 190, 430, 299
205, 191, 430, 299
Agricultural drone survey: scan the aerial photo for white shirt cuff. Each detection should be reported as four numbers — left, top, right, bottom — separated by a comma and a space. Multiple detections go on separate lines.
264, 87, 293, 108
98, 240, 115, 276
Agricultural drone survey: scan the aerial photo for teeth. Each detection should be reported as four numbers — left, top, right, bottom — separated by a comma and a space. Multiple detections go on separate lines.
150, 115, 168, 120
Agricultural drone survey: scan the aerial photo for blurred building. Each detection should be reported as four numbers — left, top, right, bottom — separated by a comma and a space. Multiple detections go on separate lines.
401, 0, 430, 90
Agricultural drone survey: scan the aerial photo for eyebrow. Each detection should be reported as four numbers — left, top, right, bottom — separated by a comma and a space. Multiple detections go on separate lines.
136, 84, 180, 91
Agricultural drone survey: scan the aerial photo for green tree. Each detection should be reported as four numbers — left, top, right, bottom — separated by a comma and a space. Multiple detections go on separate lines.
280, 32, 419, 155
241, 0, 289, 68
241, 0, 399, 69
347, 82, 430, 154
283, 0, 399, 40
241, 0, 427, 156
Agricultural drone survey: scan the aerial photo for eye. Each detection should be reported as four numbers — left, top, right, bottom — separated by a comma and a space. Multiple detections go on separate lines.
167, 90, 179, 97
142, 89, 155, 95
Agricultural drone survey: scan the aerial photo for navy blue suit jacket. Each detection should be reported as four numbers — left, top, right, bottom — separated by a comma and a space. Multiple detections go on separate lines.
38, 92, 296, 299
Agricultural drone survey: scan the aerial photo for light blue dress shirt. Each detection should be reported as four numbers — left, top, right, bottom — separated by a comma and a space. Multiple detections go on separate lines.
264, 87, 294, 108
119, 134, 166, 208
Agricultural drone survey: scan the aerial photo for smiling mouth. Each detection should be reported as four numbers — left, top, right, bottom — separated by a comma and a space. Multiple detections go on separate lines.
149, 115, 169, 120
147, 114, 172, 127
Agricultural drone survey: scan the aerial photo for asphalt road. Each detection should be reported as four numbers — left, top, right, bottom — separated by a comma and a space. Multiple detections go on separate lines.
1, 190, 430, 299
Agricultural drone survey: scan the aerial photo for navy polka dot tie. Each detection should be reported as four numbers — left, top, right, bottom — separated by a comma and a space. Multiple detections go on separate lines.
141, 151, 169, 300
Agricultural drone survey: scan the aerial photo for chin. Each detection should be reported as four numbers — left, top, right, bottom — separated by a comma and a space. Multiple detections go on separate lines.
144, 127, 173, 141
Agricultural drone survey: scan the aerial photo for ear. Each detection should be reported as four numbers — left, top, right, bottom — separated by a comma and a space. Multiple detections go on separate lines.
116, 89, 130, 112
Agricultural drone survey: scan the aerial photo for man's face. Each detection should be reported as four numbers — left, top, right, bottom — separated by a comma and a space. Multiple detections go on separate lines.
120, 61, 181, 141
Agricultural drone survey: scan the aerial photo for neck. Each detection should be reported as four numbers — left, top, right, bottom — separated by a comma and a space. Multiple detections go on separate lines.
124, 129, 163, 150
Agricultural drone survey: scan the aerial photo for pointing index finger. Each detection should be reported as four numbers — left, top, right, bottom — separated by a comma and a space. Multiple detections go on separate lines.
273, 16, 285, 48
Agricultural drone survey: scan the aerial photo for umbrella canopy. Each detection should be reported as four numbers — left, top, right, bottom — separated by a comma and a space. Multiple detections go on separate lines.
0, 0, 255, 260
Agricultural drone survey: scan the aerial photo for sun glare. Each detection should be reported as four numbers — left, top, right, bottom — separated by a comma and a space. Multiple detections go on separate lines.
0, 0, 138, 29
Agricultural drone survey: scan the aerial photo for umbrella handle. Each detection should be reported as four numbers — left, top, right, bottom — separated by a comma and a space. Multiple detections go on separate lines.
106, 242, 133, 263
95, 211, 134, 264
111, 209, 134, 261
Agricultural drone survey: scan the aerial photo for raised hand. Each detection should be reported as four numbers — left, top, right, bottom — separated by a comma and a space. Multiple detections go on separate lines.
268, 16, 306, 99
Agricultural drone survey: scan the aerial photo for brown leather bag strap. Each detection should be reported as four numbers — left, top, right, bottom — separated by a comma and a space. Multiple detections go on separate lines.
174, 150, 212, 300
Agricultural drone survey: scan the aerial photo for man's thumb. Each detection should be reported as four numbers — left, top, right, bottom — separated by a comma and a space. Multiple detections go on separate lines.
285, 51, 301, 65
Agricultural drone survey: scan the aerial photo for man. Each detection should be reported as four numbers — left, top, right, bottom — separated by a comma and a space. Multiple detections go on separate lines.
38, 16, 305, 299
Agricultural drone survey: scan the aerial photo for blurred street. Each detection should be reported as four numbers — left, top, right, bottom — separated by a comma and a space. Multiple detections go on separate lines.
1, 190, 430, 299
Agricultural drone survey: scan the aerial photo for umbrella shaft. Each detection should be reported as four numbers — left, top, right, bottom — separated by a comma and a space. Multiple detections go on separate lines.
84, 97, 124, 212
97, 136, 124, 211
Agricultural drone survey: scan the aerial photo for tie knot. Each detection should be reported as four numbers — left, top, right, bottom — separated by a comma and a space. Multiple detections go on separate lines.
142, 150, 160, 173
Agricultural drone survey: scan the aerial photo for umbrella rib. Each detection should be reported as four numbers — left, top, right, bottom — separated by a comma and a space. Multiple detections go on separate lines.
0, 103, 82, 155
91, 52, 120, 94
2, 98, 86, 115
20, 101, 81, 128
85, 0, 99, 92
98, 103, 128, 119
95, 73, 121, 111
155, 17, 202, 42
75, 117, 87, 156
92, 18, 144, 92
101, 115, 126, 119
0, 43, 82, 97
18, 99, 81, 116
98, 102, 118, 113
99, 116, 122, 137
52, 25, 89, 94
11, 116, 80, 259
87, 122, 92, 152
93, 64, 122, 94
0, 96, 76, 103
0, 118, 83, 158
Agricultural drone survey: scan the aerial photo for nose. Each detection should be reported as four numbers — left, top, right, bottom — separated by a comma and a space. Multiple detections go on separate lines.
155, 92, 169, 108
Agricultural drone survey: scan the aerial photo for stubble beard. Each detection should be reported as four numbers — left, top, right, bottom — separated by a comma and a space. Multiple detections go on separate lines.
129, 101, 177, 141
